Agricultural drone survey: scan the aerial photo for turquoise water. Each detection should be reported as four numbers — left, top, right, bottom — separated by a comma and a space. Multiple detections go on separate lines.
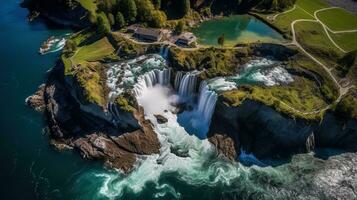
192, 15, 285, 46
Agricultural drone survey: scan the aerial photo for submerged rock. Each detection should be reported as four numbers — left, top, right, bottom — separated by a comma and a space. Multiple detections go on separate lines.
154, 114, 168, 124
170, 146, 190, 158
209, 133, 237, 161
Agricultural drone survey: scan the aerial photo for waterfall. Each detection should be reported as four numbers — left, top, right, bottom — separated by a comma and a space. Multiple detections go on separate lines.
174, 71, 184, 91
197, 81, 217, 126
176, 80, 217, 138
160, 45, 170, 59
178, 72, 198, 97
134, 68, 171, 96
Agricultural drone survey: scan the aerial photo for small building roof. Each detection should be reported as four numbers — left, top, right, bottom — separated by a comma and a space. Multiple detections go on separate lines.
134, 27, 163, 38
127, 24, 141, 31
177, 32, 197, 42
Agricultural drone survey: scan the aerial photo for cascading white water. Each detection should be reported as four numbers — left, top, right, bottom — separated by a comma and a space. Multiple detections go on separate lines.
134, 68, 171, 96
72, 57, 296, 199
178, 72, 198, 97
174, 71, 184, 91
197, 81, 218, 127
106, 54, 170, 123
176, 79, 218, 139
106, 54, 167, 101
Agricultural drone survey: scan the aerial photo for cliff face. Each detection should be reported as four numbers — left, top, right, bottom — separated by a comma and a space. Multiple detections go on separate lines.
209, 98, 357, 160
26, 62, 160, 172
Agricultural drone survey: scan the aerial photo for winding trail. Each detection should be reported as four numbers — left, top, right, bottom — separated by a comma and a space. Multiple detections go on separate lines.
271, 5, 297, 21
277, 5, 357, 114
314, 7, 357, 34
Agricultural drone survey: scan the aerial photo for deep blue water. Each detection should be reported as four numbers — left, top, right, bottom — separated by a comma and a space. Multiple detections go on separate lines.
0, 1, 102, 199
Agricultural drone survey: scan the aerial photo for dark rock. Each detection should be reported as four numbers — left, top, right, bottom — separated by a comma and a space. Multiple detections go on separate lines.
26, 84, 46, 112
170, 146, 189, 157
209, 98, 357, 160
27, 62, 160, 173
155, 114, 168, 124
209, 133, 237, 161
315, 113, 357, 151
172, 103, 185, 114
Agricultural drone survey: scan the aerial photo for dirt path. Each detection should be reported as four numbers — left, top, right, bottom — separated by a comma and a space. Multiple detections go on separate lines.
271, 5, 297, 21
284, 6, 356, 114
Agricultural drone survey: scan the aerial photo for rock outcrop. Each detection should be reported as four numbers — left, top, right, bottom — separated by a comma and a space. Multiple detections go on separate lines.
27, 62, 160, 172
26, 84, 46, 112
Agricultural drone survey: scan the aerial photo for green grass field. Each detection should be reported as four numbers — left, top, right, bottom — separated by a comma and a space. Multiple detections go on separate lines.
72, 37, 115, 64
295, 21, 343, 66
222, 75, 329, 120
62, 36, 115, 106
265, 0, 357, 72
330, 32, 357, 52
317, 8, 357, 31
296, 0, 328, 15
274, 6, 314, 33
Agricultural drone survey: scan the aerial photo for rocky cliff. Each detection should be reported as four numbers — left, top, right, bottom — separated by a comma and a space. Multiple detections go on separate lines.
209, 97, 357, 160
26, 62, 160, 172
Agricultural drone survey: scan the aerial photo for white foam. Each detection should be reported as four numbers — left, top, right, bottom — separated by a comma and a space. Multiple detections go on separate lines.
74, 57, 294, 199
41, 35, 69, 54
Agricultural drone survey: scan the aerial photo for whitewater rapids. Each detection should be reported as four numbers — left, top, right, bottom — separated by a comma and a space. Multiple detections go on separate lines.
74, 55, 296, 199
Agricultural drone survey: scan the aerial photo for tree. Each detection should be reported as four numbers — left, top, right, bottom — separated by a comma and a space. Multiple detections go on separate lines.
271, 0, 279, 11
97, 0, 117, 13
122, 0, 137, 22
108, 13, 115, 26
150, 10, 167, 28
135, 0, 155, 22
174, 21, 185, 35
97, 13, 111, 34
217, 34, 225, 46
182, 0, 190, 16
152, 0, 161, 9
115, 11, 125, 29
